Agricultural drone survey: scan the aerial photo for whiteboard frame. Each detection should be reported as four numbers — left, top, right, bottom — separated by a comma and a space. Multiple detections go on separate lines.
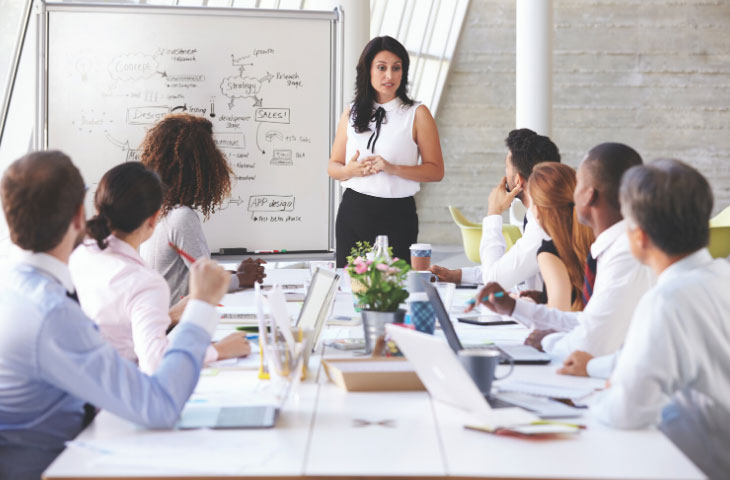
36, 1, 342, 255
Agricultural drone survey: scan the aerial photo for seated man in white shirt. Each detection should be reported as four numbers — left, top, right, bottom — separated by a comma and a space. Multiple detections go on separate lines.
468, 143, 654, 359
591, 159, 730, 480
0, 151, 231, 480
430, 129, 559, 290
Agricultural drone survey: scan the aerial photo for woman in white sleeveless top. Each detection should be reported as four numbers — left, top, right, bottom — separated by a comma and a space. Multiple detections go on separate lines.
328, 36, 444, 267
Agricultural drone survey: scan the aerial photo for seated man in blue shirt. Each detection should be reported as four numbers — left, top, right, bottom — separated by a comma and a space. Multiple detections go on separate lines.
0, 151, 231, 480
591, 159, 730, 480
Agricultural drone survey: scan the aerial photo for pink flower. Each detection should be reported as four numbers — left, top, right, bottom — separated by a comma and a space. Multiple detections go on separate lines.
376, 263, 389, 272
388, 266, 399, 274
354, 263, 368, 274
392, 257, 399, 261
353, 256, 364, 265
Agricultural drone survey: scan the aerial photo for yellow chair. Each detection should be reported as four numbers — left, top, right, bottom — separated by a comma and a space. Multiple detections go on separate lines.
502, 224, 522, 252
448, 206, 522, 264
708, 205, 730, 259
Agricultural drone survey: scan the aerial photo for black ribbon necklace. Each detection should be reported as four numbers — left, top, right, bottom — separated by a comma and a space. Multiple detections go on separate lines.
366, 106, 386, 153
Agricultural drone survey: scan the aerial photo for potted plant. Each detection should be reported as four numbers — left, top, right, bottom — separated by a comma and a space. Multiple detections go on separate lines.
346, 253, 411, 353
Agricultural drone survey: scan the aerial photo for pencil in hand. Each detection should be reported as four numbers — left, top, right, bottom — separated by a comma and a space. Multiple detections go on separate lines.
464, 291, 505, 305
168, 241, 196, 263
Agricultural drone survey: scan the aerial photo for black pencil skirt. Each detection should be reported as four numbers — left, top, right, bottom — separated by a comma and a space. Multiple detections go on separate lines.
335, 188, 419, 268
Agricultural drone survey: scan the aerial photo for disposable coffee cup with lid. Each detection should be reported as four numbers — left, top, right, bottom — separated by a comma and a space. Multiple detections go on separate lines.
409, 243, 432, 257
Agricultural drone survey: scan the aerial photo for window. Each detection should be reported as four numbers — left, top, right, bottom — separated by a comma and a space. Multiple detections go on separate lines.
370, 0, 469, 114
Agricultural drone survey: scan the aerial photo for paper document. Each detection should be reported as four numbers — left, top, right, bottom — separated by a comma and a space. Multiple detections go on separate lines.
496, 381, 596, 399
208, 354, 260, 370
66, 431, 275, 474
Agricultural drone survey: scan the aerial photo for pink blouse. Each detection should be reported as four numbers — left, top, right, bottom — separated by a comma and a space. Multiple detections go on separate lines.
69, 235, 217, 374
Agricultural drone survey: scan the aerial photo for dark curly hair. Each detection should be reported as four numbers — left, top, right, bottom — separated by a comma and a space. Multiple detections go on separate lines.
140, 113, 232, 219
505, 128, 561, 180
350, 36, 414, 134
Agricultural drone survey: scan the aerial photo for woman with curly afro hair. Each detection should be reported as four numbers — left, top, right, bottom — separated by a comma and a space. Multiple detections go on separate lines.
140, 113, 265, 304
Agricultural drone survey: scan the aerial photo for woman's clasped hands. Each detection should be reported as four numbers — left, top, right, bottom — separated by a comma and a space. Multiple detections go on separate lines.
347, 150, 393, 178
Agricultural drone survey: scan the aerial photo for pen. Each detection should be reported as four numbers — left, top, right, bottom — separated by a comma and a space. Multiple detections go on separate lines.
464, 292, 505, 305
168, 241, 196, 263
254, 249, 287, 253
246, 334, 259, 340
531, 420, 586, 429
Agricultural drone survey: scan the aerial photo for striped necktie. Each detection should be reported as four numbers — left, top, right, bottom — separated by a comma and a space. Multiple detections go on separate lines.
582, 252, 597, 305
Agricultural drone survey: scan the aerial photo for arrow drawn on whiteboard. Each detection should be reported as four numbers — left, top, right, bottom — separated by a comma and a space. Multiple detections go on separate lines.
156, 70, 168, 78
256, 123, 266, 154
171, 104, 188, 112
105, 133, 131, 152
231, 54, 253, 69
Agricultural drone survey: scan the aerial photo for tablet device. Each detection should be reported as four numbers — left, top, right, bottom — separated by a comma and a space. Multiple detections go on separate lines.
457, 316, 518, 326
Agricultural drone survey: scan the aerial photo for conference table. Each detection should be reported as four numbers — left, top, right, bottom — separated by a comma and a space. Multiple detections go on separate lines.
44, 268, 705, 480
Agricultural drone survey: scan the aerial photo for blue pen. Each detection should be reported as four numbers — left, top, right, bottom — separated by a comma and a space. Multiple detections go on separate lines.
464, 291, 505, 305
246, 334, 259, 341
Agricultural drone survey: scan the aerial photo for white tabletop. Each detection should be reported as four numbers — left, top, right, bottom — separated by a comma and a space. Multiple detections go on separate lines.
43, 268, 705, 479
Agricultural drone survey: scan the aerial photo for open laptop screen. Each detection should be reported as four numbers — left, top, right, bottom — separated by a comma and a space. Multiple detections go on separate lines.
296, 268, 336, 329
423, 281, 464, 352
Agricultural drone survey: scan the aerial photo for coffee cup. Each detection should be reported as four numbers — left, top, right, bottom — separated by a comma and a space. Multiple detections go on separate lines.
457, 349, 513, 396
406, 270, 437, 293
409, 243, 432, 270
408, 292, 436, 334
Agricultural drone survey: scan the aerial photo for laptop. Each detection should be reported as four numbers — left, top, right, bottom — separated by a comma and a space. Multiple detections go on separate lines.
295, 267, 340, 351
177, 405, 279, 429
386, 324, 581, 420
176, 374, 294, 429
422, 282, 551, 365
385, 325, 538, 427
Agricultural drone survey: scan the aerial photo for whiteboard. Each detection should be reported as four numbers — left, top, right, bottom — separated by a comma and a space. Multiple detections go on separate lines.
40, 3, 340, 253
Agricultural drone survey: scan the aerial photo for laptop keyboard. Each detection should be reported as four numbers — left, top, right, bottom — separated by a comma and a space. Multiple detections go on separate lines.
485, 396, 515, 409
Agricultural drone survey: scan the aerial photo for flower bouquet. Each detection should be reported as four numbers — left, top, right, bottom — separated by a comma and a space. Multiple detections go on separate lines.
346, 251, 411, 353
346, 255, 411, 312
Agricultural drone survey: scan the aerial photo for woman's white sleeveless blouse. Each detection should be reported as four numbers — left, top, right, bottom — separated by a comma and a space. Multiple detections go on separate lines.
342, 97, 422, 198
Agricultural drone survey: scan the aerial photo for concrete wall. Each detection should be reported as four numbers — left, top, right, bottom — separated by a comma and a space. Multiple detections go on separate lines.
419, 0, 730, 244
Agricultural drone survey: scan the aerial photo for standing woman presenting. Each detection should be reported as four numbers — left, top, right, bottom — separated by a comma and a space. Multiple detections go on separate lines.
328, 36, 444, 267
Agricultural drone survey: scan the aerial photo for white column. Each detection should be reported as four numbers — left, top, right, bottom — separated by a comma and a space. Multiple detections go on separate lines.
515, 0, 553, 136
304, 0, 370, 106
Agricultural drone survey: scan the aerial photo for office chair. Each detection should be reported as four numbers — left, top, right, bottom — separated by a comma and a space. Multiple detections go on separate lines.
709, 205, 730, 259
449, 206, 522, 264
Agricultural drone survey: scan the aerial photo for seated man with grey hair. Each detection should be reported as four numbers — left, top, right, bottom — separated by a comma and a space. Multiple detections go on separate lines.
591, 159, 730, 480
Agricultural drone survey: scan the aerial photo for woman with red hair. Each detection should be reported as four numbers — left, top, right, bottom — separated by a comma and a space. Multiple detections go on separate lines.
527, 162, 595, 311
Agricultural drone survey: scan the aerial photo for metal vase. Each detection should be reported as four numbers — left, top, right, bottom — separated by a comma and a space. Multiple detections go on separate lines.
361, 309, 406, 354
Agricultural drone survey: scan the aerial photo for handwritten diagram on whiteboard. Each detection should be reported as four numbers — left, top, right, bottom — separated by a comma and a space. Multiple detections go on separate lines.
44, 6, 338, 252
